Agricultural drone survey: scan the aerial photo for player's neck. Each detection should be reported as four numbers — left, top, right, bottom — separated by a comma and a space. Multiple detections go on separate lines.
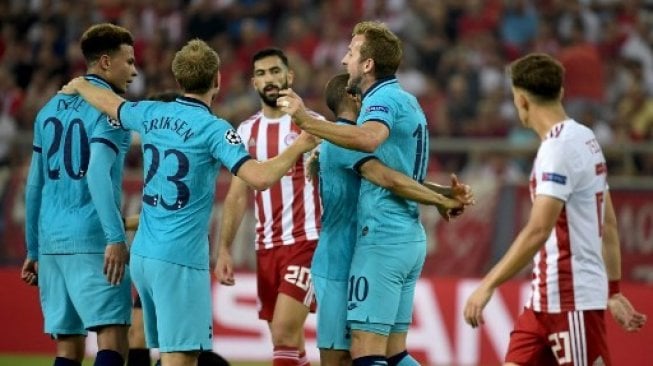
184, 92, 212, 109
531, 105, 569, 139
261, 103, 286, 119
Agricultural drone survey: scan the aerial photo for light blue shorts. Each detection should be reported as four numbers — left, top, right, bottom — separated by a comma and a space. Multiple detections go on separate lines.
347, 241, 426, 336
130, 254, 212, 352
312, 274, 350, 350
38, 253, 132, 336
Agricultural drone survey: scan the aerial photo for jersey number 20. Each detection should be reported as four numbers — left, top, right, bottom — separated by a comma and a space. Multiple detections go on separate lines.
43, 117, 89, 180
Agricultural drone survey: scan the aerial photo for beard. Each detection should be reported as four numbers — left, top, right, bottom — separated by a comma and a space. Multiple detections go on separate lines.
258, 78, 289, 108
346, 74, 363, 96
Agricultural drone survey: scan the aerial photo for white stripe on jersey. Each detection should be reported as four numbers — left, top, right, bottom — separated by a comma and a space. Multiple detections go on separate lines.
237, 111, 322, 250
278, 120, 296, 245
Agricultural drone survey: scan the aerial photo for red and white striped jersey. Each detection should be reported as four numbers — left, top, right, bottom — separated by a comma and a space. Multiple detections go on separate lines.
237, 111, 322, 251
527, 119, 609, 313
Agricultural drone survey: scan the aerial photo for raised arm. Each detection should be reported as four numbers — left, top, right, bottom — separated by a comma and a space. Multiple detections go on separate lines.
60, 77, 125, 120
235, 131, 318, 190
278, 89, 388, 152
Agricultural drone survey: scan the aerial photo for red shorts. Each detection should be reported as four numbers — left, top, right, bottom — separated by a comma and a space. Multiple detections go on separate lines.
255, 240, 317, 321
506, 308, 610, 366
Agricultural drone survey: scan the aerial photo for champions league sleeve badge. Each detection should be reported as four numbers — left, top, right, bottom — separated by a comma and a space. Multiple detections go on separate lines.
107, 115, 122, 128
225, 129, 243, 145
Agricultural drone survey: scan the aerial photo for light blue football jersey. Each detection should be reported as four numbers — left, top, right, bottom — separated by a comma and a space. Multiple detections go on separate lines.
25, 75, 130, 257
353, 76, 428, 244
311, 119, 365, 280
117, 97, 251, 269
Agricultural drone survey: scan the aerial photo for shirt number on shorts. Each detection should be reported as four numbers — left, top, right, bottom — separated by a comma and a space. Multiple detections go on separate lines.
284, 265, 311, 291
348, 275, 369, 302
548, 331, 571, 364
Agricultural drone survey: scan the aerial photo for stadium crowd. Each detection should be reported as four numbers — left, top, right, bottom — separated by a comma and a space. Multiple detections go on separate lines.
0, 0, 652, 176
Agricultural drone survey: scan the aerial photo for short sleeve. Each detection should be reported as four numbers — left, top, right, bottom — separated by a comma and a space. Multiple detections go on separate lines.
359, 94, 394, 130
346, 150, 376, 175
209, 118, 252, 175
91, 114, 130, 155
117, 100, 158, 132
535, 140, 576, 201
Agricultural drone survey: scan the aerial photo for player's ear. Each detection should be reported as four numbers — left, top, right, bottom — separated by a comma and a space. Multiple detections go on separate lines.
99, 54, 111, 71
362, 58, 374, 74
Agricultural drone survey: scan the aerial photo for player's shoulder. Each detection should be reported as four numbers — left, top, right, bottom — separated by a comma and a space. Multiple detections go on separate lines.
238, 111, 263, 128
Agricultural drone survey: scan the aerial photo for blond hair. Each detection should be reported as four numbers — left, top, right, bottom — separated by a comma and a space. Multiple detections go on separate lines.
352, 21, 402, 78
171, 39, 220, 94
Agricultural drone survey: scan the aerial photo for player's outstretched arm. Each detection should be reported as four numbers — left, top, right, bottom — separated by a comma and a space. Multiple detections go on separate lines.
602, 192, 647, 331
60, 77, 125, 121
424, 174, 475, 220
236, 131, 318, 190
464, 195, 563, 328
358, 158, 463, 210
278, 89, 388, 153
213, 177, 250, 286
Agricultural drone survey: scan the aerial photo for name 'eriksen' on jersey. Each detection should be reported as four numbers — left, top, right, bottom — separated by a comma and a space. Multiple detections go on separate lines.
142, 116, 195, 142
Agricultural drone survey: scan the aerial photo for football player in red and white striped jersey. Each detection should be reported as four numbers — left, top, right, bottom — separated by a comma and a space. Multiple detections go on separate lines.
463, 53, 646, 366
215, 48, 320, 366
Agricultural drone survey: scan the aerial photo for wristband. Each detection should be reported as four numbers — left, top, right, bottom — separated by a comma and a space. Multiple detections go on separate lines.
609, 280, 620, 297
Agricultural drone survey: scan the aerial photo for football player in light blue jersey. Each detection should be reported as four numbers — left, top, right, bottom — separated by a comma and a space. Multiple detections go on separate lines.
21, 24, 136, 366
279, 21, 472, 366
61, 39, 318, 366
313, 74, 473, 366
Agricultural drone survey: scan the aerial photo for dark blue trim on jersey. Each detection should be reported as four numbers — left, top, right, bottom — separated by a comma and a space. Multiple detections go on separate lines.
336, 118, 356, 125
116, 101, 127, 129
362, 119, 390, 131
231, 155, 253, 175
33, 145, 42, 153
85, 74, 123, 94
353, 156, 379, 175
176, 96, 211, 113
362, 75, 397, 101
90, 137, 119, 155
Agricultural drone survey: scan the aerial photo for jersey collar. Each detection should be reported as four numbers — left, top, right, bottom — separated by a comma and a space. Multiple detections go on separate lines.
362, 75, 397, 101
84, 74, 122, 94
176, 96, 211, 113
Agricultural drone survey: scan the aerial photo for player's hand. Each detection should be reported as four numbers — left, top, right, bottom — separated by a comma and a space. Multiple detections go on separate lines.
294, 131, 321, 153
436, 205, 456, 222
450, 174, 475, 207
59, 76, 86, 95
277, 89, 309, 127
21, 258, 38, 286
214, 249, 236, 286
608, 293, 647, 332
306, 149, 320, 182
463, 284, 494, 328
104, 242, 129, 286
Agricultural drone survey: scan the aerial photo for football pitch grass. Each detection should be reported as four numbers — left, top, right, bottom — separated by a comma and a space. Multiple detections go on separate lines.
0, 354, 269, 366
